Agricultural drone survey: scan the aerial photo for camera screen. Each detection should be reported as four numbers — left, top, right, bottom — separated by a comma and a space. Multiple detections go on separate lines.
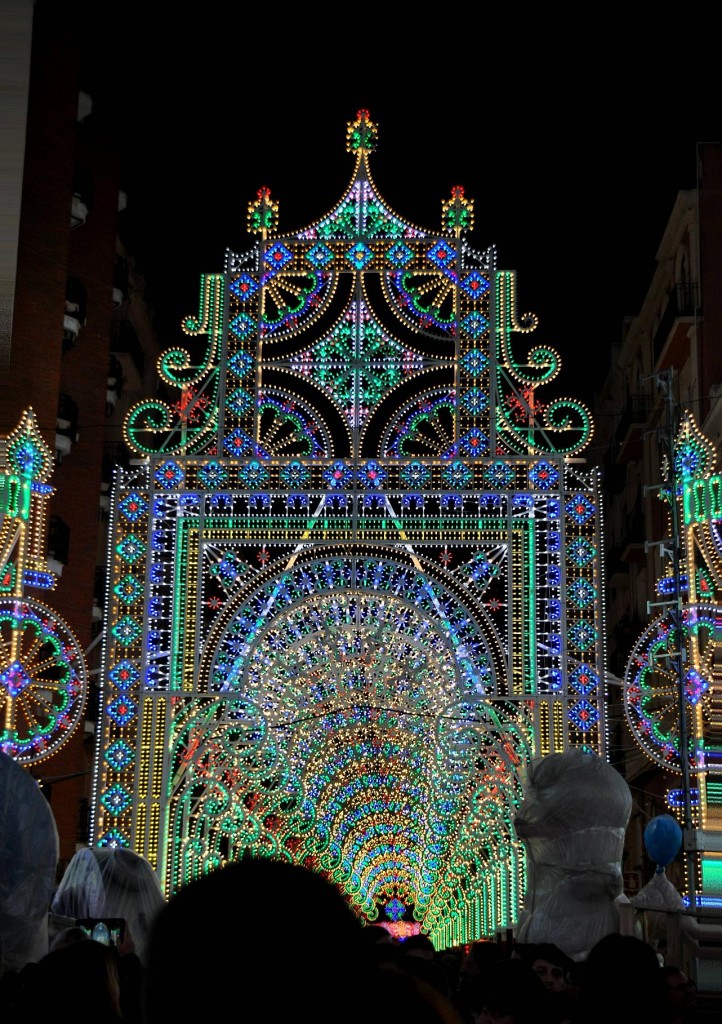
76, 918, 125, 946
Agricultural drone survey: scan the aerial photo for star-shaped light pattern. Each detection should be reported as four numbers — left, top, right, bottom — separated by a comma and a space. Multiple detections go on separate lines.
92, 110, 624, 945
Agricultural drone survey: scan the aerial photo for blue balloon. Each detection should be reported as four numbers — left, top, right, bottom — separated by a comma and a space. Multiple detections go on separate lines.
644, 814, 682, 868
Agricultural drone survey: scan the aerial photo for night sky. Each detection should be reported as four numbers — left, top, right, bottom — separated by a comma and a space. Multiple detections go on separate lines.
78, 11, 712, 458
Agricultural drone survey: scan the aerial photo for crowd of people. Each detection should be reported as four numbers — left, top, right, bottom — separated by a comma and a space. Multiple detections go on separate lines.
0, 855, 701, 1024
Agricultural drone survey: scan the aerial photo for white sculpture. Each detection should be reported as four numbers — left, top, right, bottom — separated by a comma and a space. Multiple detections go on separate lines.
514, 748, 632, 959
51, 846, 166, 964
0, 751, 58, 972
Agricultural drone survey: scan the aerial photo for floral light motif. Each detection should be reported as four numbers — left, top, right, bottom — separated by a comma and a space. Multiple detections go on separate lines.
172, 387, 210, 425
506, 386, 545, 425
384, 897, 406, 922
95, 111, 605, 948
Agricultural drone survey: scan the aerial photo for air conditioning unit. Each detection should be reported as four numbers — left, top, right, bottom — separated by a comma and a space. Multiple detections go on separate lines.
54, 433, 72, 463
63, 314, 81, 353
63, 313, 81, 339
112, 287, 124, 307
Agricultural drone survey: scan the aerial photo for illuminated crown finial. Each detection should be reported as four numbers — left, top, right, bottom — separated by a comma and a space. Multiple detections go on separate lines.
442, 186, 474, 235
346, 109, 378, 155
247, 187, 279, 237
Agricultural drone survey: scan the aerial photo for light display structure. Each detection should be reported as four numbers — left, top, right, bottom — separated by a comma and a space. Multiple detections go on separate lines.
90, 111, 603, 945
0, 409, 88, 765
623, 411, 722, 909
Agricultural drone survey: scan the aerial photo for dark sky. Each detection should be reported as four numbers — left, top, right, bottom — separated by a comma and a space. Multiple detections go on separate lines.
79, 12, 711, 438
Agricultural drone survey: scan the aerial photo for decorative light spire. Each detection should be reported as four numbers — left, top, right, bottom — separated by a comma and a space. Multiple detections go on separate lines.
442, 185, 474, 236
346, 109, 378, 155
247, 186, 279, 238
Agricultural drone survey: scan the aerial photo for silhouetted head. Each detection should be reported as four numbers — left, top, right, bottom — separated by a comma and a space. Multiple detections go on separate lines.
402, 932, 437, 959
577, 933, 665, 1023
461, 940, 508, 976
34, 939, 122, 1020
463, 957, 547, 1024
143, 858, 368, 1022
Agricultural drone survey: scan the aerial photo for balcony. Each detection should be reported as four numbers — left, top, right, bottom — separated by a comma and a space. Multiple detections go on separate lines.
71, 165, 93, 229
64, 278, 87, 352
62, 313, 81, 352
107, 354, 124, 415
66, 277, 87, 319
56, 393, 79, 463
70, 195, 88, 228
614, 394, 654, 462
652, 282, 699, 367
112, 255, 129, 307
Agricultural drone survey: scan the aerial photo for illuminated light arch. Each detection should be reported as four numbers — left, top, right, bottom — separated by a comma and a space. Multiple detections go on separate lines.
93, 110, 603, 943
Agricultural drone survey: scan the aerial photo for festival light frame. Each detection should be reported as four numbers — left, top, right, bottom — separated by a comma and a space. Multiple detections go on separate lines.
87, 111, 604, 944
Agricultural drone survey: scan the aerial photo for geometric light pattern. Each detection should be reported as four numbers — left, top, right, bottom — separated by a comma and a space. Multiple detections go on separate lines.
0, 409, 89, 764
624, 410, 722, 907
92, 111, 603, 946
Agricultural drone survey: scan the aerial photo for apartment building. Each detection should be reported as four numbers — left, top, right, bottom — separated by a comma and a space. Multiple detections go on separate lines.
1, 1, 161, 874
595, 143, 722, 911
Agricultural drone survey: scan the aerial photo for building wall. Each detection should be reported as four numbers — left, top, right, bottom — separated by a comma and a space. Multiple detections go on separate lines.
595, 143, 722, 897
0, 0, 34, 363
699, 145, 722, 434
3, 2, 160, 875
